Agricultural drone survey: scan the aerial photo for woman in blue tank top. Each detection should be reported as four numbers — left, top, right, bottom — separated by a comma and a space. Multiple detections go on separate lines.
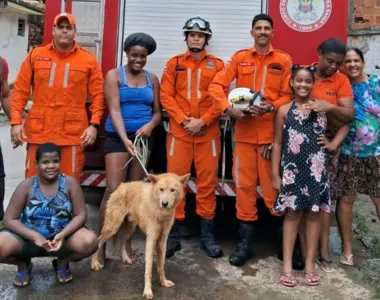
0, 143, 97, 287
96, 33, 161, 266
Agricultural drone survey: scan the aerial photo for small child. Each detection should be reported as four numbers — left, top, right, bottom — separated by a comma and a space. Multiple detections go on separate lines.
271, 66, 348, 287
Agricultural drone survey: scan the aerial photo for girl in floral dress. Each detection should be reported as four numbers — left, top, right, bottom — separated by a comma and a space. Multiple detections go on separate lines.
271, 66, 349, 287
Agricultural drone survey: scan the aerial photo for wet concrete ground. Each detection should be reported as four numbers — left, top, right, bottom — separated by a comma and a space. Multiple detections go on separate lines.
0, 121, 376, 300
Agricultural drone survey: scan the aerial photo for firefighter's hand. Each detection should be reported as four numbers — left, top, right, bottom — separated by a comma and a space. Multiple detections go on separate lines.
195, 126, 207, 137
249, 103, 272, 116
136, 122, 154, 138
80, 126, 97, 147
184, 118, 205, 135
272, 174, 282, 191
303, 99, 333, 112
11, 124, 26, 149
260, 144, 272, 160
226, 107, 245, 120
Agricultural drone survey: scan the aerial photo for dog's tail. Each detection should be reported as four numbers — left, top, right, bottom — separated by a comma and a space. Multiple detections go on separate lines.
98, 186, 129, 248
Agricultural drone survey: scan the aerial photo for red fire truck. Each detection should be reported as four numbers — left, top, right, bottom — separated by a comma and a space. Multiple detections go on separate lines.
43, 0, 348, 203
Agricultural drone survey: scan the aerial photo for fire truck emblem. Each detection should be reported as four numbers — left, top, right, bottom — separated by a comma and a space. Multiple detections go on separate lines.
280, 0, 332, 32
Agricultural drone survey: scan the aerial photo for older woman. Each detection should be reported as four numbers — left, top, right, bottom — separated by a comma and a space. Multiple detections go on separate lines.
337, 48, 380, 266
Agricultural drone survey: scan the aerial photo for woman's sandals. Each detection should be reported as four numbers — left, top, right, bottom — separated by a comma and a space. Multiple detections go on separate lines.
280, 272, 296, 287
304, 271, 320, 286
339, 254, 354, 266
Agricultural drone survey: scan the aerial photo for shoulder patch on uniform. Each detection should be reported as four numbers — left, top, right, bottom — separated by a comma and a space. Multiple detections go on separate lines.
33, 42, 50, 49
234, 48, 252, 54
79, 46, 97, 57
170, 53, 185, 60
275, 49, 291, 58
205, 60, 216, 70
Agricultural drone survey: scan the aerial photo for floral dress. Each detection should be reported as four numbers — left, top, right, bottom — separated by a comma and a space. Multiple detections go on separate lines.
273, 101, 331, 213
340, 74, 380, 157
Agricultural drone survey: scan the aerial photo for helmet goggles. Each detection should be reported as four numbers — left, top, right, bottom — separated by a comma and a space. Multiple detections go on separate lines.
183, 17, 212, 35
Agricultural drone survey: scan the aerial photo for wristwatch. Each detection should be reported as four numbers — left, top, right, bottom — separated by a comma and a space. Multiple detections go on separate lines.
90, 123, 99, 129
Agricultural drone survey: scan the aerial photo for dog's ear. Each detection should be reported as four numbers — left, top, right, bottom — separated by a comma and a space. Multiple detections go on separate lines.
179, 173, 191, 187
148, 173, 160, 184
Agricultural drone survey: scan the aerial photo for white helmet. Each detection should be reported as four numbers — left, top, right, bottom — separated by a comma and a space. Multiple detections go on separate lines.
183, 17, 212, 37
228, 88, 265, 110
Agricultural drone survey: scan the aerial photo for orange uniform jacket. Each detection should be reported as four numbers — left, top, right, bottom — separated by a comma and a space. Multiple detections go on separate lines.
160, 50, 225, 143
11, 42, 104, 146
209, 45, 293, 144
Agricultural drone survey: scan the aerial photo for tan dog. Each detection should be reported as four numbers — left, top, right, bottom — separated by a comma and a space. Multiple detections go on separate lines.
90, 172, 190, 299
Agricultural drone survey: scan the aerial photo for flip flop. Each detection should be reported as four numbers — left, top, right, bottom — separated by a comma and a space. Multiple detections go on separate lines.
304, 271, 320, 286
317, 257, 337, 273
52, 259, 73, 284
339, 254, 354, 266
280, 272, 296, 287
13, 263, 33, 288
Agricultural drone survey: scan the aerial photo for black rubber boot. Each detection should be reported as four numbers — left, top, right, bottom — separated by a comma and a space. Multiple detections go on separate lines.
166, 221, 181, 258
276, 217, 305, 271
200, 219, 223, 258
229, 222, 254, 266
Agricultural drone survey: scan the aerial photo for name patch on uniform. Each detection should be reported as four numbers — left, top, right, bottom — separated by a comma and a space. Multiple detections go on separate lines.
175, 65, 186, 71
239, 62, 253, 66
206, 61, 215, 70
326, 91, 337, 96
268, 63, 282, 70
36, 57, 52, 61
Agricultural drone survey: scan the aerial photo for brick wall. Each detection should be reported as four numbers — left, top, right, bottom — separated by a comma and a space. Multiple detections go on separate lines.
350, 0, 380, 74
352, 0, 380, 30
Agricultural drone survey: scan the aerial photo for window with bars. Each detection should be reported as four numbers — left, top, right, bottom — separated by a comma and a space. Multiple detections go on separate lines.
18, 18, 26, 37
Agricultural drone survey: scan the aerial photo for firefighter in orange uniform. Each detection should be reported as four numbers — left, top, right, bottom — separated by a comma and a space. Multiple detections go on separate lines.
11, 13, 104, 182
160, 17, 225, 258
209, 14, 302, 267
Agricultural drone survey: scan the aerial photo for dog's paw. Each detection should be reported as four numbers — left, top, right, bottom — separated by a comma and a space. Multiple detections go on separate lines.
161, 279, 175, 288
90, 256, 104, 271
143, 289, 154, 299
122, 255, 133, 265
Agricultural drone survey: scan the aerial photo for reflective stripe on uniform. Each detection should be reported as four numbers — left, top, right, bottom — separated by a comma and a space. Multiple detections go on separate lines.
261, 66, 267, 95
169, 136, 175, 156
187, 68, 191, 100
72, 145, 76, 173
211, 139, 216, 157
63, 63, 70, 88
234, 156, 239, 187
48, 62, 57, 87
197, 68, 201, 98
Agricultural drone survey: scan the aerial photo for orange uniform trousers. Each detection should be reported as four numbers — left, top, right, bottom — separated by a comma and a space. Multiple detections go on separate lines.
25, 143, 85, 183
167, 133, 220, 221
233, 142, 277, 222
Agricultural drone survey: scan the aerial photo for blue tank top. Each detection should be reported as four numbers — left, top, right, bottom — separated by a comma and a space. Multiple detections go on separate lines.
105, 66, 154, 133
20, 174, 72, 240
